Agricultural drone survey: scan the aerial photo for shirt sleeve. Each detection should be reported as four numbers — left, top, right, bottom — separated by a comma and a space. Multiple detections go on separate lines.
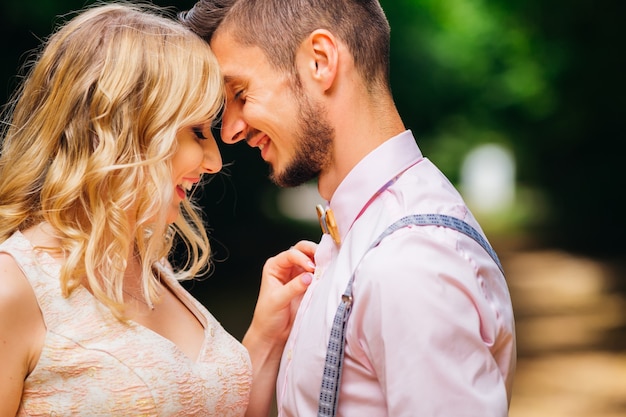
349, 225, 510, 417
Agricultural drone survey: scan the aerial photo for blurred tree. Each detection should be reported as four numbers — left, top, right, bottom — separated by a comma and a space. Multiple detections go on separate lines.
382, 0, 625, 255
383, 0, 556, 236
509, 0, 626, 256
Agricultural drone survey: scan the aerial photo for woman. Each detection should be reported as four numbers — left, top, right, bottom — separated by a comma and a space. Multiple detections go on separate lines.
0, 3, 314, 416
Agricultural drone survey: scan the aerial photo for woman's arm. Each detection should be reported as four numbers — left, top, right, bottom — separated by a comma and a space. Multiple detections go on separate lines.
243, 241, 316, 417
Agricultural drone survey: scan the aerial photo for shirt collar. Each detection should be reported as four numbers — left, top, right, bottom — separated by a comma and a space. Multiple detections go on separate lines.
327, 130, 423, 243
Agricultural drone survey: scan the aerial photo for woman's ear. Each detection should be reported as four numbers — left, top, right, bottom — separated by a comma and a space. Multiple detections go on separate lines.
296, 29, 338, 92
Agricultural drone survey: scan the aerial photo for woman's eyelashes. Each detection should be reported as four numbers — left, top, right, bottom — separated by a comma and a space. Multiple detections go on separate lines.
192, 126, 207, 140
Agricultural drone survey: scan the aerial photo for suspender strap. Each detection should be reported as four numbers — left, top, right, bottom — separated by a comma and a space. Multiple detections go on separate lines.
317, 214, 503, 417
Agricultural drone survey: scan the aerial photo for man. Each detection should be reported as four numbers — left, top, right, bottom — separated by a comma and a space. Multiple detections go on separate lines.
181, 1, 516, 416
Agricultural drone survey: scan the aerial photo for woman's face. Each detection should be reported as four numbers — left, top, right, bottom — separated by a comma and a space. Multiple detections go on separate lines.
167, 123, 222, 223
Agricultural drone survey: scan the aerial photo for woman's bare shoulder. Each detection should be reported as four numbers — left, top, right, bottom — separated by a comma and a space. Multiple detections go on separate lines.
0, 251, 46, 384
0, 250, 44, 333
0, 251, 32, 306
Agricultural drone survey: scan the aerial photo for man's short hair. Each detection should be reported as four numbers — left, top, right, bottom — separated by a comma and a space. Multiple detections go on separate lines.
181, 0, 391, 90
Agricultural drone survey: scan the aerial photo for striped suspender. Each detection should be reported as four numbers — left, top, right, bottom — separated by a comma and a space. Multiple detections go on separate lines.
317, 214, 504, 417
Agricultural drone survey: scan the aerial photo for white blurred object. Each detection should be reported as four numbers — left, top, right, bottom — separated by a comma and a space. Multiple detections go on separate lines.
460, 144, 516, 214
277, 182, 323, 222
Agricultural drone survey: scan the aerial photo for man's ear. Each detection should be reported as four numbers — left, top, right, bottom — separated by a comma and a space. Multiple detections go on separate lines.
297, 29, 338, 92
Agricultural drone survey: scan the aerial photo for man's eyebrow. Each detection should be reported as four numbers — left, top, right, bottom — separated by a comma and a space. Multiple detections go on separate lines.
223, 75, 239, 84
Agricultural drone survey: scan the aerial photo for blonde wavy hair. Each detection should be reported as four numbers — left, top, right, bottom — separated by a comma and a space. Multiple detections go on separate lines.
0, 2, 224, 316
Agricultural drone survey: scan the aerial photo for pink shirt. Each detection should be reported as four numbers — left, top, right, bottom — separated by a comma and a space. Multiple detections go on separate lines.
277, 131, 516, 416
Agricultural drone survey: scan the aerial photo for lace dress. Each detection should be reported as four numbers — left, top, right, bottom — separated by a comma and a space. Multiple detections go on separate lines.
0, 231, 252, 416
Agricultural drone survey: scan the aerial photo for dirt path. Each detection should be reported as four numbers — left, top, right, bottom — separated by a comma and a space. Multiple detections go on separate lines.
503, 248, 626, 416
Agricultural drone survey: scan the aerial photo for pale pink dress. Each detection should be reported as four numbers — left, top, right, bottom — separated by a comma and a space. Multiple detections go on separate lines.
0, 231, 252, 416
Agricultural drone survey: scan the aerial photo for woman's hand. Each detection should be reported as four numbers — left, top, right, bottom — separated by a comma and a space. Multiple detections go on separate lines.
242, 240, 316, 417
249, 240, 316, 343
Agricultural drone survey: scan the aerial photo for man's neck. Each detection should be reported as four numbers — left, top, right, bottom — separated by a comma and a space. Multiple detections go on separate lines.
317, 90, 405, 201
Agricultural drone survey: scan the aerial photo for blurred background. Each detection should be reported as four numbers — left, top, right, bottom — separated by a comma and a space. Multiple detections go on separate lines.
1, 0, 624, 415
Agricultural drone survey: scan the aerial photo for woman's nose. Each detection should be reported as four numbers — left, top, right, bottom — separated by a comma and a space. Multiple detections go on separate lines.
202, 136, 223, 174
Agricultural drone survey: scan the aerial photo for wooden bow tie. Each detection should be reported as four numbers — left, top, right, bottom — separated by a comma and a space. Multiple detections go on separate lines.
316, 204, 341, 245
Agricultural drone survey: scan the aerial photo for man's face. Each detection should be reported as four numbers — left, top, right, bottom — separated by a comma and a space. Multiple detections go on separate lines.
210, 30, 333, 187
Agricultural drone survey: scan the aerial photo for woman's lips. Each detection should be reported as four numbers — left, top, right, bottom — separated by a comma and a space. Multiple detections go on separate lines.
175, 185, 186, 200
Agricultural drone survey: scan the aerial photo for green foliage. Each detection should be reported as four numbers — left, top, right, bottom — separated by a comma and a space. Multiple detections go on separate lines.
382, 0, 557, 179
381, 0, 626, 254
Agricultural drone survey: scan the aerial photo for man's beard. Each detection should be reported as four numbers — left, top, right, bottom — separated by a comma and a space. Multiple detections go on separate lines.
270, 90, 334, 188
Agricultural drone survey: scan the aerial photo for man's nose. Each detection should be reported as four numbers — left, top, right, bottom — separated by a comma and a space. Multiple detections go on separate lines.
220, 103, 247, 144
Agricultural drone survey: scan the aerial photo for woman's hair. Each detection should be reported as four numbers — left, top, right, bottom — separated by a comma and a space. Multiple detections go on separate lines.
0, 2, 224, 316
181, 0, 391, 91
